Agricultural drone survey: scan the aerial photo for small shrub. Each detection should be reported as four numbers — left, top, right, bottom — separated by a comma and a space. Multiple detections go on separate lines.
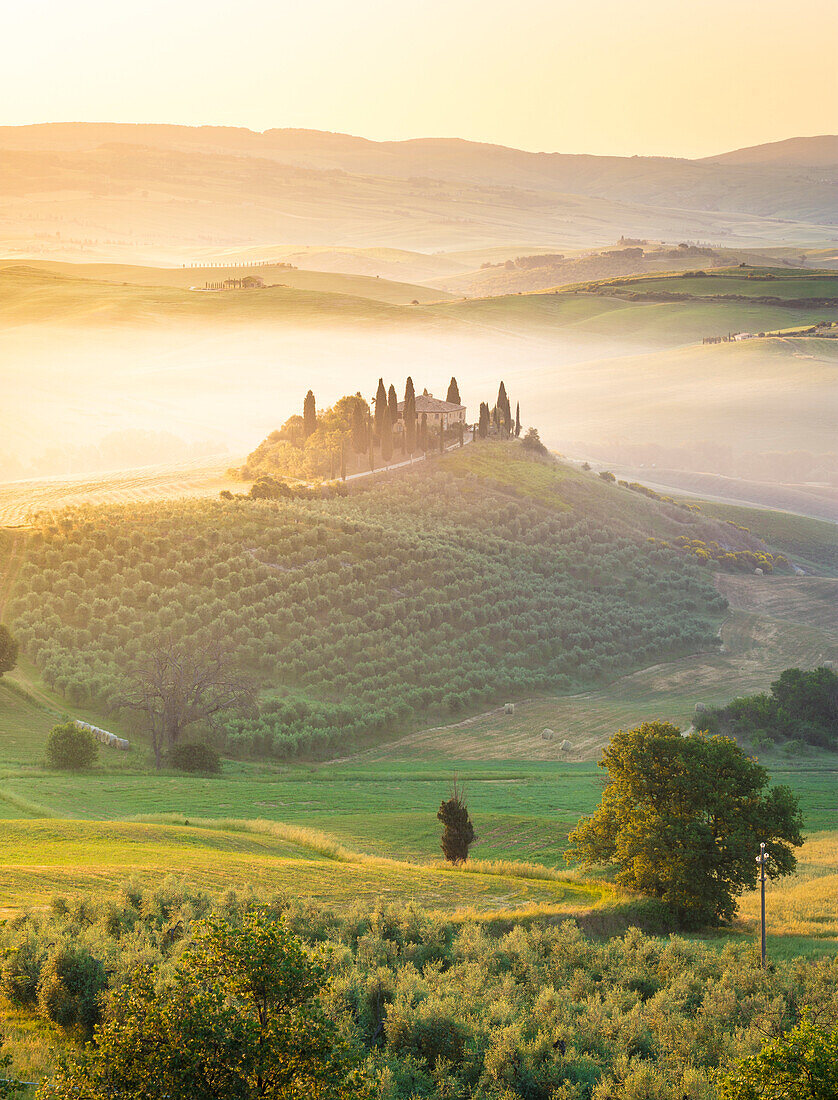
167, 743, 221, 774
38, 944, 107, 1036
45, 722, 97, 771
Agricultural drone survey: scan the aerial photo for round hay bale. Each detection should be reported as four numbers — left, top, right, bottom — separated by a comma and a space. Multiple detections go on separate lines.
541, 728, 554, 741
754, 567, 763, 575
560, 739, 572, 752
504, 702, 515, 715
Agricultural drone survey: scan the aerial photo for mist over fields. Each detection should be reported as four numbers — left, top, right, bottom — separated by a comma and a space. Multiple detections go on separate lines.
0, 126, 835, 514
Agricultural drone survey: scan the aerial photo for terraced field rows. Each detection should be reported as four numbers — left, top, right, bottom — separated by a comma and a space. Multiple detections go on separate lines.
0, 458, 241, 526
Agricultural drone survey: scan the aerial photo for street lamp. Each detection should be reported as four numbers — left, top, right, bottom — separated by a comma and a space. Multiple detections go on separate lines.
755, 841, 767, 967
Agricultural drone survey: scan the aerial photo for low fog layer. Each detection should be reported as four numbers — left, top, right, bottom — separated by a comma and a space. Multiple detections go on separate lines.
2, 318, 835, 506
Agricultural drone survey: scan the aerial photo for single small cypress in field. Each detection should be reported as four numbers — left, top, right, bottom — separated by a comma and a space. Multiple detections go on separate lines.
515, 402, 521, 438
438, 782, 476, 863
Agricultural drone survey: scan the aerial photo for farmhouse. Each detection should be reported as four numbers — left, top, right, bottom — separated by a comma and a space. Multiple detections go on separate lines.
396, 391, 467, 429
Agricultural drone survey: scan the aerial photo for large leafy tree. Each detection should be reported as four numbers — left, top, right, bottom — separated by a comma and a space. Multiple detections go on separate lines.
566, 721, 803, 926
37, 911, 370, 1100
718, 1014, 838, 1100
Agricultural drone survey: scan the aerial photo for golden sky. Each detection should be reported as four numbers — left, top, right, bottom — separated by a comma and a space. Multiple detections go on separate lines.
7, 0, 837, 157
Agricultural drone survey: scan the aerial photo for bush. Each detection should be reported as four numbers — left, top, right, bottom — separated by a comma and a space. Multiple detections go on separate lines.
521, 427, 547, 454
37, 944, 107, 1035
167, 742, 221, 774
45, 722, 97, 770
0, 624, 17, 676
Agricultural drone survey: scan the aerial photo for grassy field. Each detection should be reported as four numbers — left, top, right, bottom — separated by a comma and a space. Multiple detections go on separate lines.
0, 456, 244, 527
693, 500, 838, 573
0, 259, 454, 305
365, 571, 838, 763
601, 269, 838, 300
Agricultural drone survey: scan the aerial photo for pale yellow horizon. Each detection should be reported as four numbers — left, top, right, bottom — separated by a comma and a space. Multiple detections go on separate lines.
6, 0, 838, 159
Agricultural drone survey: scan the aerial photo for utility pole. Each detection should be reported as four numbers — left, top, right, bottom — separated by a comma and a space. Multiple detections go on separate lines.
756, 841, 767, 967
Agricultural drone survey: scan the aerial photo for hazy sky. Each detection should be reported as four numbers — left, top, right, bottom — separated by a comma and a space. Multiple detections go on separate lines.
7, 0, 837, 157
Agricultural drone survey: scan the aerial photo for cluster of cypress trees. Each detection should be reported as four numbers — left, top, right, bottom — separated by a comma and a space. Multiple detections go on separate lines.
476, 382, 521, 440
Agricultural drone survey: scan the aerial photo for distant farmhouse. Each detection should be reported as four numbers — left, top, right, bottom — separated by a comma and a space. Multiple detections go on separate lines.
396, 390, 467, 430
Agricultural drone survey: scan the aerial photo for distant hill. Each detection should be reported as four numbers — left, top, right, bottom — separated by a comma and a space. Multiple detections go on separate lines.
706, 135, 838, 167
1, 124, 836, 262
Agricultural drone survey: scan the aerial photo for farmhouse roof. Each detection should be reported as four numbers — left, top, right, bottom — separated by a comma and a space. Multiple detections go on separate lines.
396, 394, 465, 414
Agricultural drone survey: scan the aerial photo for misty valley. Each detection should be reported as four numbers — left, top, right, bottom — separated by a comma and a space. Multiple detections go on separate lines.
0, 103, 836, 1100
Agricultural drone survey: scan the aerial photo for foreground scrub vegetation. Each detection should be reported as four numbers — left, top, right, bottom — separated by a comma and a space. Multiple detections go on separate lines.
7, 444, 727, 760
1, 886, 836, 1099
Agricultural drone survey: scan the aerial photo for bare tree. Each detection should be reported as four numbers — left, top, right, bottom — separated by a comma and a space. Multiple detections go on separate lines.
119, 636, 255, 769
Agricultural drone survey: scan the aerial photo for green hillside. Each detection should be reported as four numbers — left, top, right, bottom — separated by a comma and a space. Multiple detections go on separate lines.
0, 265, 427, 329
4, 443, 735, 761
594, 268, 838, 301
4, 263, 836, 339
0, 258, 453, 305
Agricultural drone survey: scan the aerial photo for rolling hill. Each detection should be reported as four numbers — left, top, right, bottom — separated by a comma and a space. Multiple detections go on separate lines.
1, 263, 836, 492
1, 124, 836, 262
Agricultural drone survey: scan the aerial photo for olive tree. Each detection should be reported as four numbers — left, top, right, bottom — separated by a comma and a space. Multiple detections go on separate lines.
119, 636, 254, 769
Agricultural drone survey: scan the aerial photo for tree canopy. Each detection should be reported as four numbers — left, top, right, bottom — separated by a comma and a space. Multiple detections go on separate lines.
0, 624, 18, 677
718, 1014, 838, 1100
566, 721, 803, 925
701, 666, 838, 749
37, 910, 369, 1100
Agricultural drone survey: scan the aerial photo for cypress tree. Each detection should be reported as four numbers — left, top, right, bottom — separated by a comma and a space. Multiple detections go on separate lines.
420, 413, 428, 453
458, 421, 464, 447
351, 403, 367, 454
404, 377, 417, 455
446, 377, 461, 406
492, 404, 499, 430
438, 781, 477, 863
387, 383, 398, 427
515, 402, 521, 438
374, 378, 387, 441
478, 403, 490, 439
381, 405, 394, 462
303, 390, 317, 438
497, 381, 510, 436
